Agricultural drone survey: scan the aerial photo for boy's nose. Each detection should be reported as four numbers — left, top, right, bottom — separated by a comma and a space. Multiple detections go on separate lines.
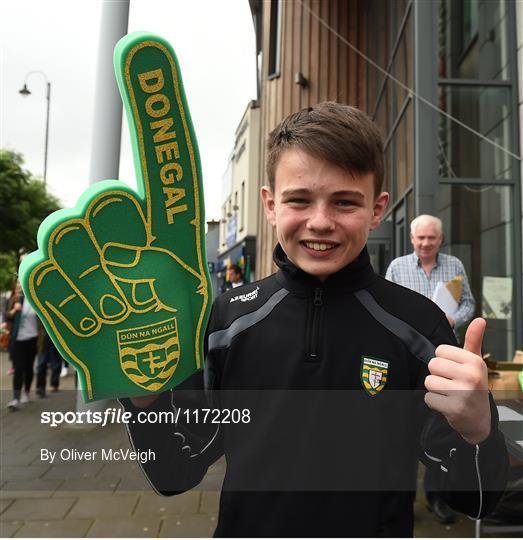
306, 206, 335, 232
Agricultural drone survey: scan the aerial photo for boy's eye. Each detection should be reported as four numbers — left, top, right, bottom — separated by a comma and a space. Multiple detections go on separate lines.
286, 198, 308, 205
335, 200, 356, 207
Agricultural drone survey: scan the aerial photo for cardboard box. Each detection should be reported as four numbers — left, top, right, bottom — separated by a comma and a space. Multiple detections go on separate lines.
487, 350, 523, 399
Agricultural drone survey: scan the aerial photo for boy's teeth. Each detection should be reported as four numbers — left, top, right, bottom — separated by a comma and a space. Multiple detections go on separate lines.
305, 242, 335, 251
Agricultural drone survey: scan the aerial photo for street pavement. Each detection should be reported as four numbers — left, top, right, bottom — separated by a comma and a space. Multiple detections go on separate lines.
0, 350, 482, 537
0, 351, 224, 537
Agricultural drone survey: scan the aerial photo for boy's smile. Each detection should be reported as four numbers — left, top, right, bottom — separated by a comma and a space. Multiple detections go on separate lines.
262, 149, 389, 281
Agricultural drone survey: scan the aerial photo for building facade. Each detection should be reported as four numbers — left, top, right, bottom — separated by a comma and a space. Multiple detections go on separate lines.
205, 219, 221, 298
218, 100, 261, 285
250, 0, 522, 361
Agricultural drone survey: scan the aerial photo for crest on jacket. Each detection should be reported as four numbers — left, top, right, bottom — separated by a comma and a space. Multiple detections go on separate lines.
360, 356, 389, 396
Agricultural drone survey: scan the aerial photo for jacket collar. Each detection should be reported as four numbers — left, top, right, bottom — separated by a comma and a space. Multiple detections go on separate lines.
273, 243, 376, 295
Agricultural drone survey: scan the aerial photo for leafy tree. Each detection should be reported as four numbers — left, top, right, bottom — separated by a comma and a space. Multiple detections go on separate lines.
0, 149, 61, 290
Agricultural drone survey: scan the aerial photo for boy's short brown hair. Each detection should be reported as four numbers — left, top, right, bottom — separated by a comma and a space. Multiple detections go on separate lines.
266, 102, 384, 197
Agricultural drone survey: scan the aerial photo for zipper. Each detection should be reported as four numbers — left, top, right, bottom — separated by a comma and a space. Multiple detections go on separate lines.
471, 444, 483, 520
308, 287, 323, 361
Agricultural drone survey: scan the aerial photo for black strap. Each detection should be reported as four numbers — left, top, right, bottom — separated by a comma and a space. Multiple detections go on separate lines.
354, 289, 435, 364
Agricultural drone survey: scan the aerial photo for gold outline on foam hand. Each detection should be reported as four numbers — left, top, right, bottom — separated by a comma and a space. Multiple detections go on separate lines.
29, 261, 95, 399
124, 39, 209, 369
25, 38, 211, 401
28, 192, 147, 400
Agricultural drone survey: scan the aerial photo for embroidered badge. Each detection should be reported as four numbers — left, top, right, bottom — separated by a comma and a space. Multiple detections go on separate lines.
360, 356, 389, 397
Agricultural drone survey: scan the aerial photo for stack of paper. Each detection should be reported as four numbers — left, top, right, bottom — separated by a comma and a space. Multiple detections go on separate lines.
432, 276, 463, 317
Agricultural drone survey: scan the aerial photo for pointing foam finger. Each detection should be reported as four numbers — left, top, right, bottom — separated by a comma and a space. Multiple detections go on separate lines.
114, 33, 205, 274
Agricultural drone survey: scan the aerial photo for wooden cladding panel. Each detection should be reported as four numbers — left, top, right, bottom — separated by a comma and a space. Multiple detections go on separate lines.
309, 0, 320, 105
256, 0, 369, 278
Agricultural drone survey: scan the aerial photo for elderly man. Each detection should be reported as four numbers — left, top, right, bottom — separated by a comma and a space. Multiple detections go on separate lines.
386, 214, 475, 330
386, 214, 476, 524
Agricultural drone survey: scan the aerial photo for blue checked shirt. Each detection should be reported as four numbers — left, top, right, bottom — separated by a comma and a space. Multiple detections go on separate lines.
385, 252, 475, 329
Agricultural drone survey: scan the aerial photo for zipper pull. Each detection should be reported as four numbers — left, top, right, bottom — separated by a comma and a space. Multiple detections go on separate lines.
313, 287, 323, 306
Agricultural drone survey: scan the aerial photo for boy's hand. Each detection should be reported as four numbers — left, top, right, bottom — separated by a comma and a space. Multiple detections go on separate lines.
424, 318, 491, 445
130, 393, 166, 408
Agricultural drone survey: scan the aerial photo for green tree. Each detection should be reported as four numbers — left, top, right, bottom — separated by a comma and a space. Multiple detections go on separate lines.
0, 149, 61, 290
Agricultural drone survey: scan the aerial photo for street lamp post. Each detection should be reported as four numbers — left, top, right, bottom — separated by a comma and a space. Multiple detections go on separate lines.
19, 71, 51, 186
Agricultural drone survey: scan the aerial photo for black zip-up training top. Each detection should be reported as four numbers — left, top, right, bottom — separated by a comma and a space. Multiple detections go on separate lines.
122, 245, 508, 537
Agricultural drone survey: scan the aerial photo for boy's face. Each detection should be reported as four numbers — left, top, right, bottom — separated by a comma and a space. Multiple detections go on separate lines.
261, 149, 389, 281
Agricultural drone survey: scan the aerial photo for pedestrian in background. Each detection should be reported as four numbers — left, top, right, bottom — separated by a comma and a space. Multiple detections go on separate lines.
386, 214, 476, 524
385, 214, 475, 330
5, 280, 42, 410
36, 332, 63, 397
220, 264, 245, 293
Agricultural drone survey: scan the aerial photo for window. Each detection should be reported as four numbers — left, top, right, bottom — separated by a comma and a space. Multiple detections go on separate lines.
240, 181, 245, 232
268, 0, 282, 78
437, 85, 512, 180
461, 0, 478, 54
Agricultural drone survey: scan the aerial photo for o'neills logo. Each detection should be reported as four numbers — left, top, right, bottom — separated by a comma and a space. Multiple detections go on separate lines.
117, 318, 180, 391
230, 287, 260, 303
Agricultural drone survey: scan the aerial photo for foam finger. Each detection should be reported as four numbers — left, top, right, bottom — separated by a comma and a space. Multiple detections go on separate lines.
114, 33, 205, 273
29, 261, 100, 337
86, 189, 150, 249
49, 220, 128, 322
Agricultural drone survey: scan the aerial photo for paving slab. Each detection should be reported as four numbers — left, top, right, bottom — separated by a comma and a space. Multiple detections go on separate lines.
13, 518, 93, 538
413, 495, 475, 537
160, 514, 217, 538
0, 520, 23, 538
195, 472, 225, 491
86, 517, 161, 538
0, 452, 40, 467
1, 478, 63, 495
42, 462, 105, 480
114, 478, 150, 492
133, 491, 200, 516
0, 500, 13, 516
199, 491, 219, 514
96, 461, 144, 479
53, 476, 120, 494
1, 497, 77, 521
67, 494, 139, 519
1, 465, 51, 482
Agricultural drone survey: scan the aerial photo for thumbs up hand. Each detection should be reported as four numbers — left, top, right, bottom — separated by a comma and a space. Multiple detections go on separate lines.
424, 318, 491, 445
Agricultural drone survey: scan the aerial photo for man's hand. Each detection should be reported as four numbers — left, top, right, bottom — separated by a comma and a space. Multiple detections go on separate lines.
19, 33, 212, 403
424, 318, 491, 445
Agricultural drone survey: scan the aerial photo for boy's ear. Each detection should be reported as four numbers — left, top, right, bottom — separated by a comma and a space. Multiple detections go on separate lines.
260, 186, 277, 227
370, 191, 389, 230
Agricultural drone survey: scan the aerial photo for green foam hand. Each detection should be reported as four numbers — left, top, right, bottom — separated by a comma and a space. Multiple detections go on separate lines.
19, 32, 212, 402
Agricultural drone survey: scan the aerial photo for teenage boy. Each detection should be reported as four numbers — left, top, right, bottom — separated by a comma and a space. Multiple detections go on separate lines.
121, 102, 508, 537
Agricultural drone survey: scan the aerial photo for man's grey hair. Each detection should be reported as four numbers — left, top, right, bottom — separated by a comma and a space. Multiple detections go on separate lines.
410, 214, 443, 235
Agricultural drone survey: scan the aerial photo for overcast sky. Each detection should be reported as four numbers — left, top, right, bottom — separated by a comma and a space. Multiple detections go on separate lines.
0, 0, 257, 220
